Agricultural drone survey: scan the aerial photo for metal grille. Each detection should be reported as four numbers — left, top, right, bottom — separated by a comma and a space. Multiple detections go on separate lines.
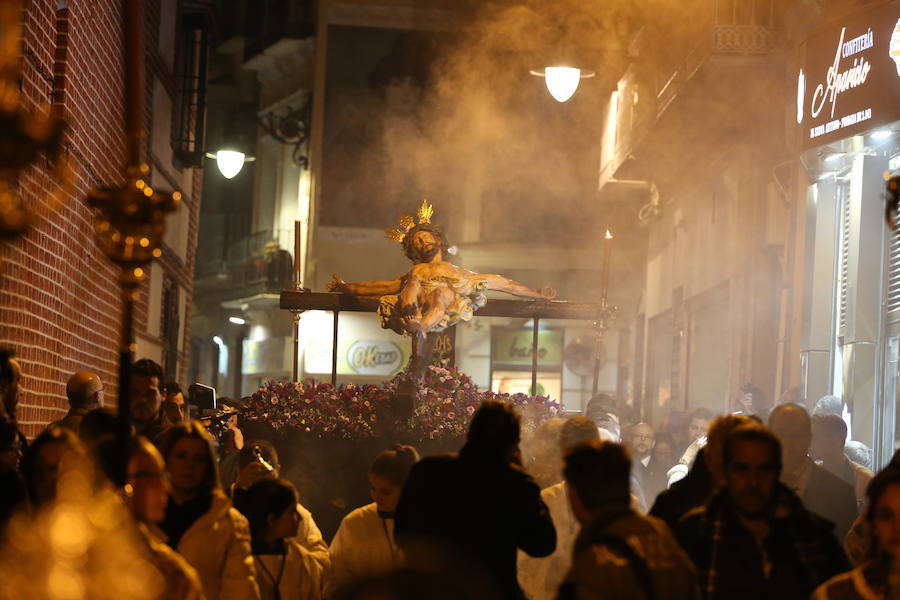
840, 188, 851, 331
171, 14, 209, 168
713, 25, 774, 54
887, 225, 900, 314
713, 0, 775, 54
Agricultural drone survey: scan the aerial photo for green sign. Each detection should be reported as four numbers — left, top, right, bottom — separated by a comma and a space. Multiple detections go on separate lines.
491, 328, 562, 366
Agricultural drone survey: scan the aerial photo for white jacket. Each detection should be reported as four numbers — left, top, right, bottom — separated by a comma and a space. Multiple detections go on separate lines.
170, 490, 261, 600
328, 503, 400, 594
296, 503, 331, 581
255, 540, 323, 600
517, 482, 576, 600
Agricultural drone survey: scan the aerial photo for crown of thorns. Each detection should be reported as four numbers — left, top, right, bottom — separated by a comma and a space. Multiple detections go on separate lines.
384, 200, 434, 243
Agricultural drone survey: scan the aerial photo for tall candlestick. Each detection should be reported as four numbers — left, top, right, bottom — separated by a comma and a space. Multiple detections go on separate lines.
600, 229, 613, 301
294, 219, 302, 288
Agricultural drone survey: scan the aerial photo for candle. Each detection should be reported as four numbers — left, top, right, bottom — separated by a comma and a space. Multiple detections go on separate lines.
600, 229, 613, 301
294, 219, 302, 288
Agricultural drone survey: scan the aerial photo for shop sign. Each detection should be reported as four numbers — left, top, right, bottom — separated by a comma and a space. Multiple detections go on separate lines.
304, 338, 409, 376
796, 0, 900, 149
346, 340, 404, 375
491, 328, 563, 367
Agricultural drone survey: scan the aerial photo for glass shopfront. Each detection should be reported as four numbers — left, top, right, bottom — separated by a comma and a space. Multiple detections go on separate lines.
796, 0, 900, 467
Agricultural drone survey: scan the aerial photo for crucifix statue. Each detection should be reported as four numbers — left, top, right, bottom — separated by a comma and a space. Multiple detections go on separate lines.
328, 200, 556, 372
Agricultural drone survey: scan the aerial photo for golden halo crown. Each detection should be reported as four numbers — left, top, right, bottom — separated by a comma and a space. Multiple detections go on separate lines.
384, 199, 434, 243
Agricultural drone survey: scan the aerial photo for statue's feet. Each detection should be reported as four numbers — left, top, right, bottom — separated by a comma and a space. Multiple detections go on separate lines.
404, 319, 427, 343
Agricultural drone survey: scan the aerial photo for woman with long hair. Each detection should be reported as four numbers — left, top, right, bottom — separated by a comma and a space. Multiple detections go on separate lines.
240, 478, 323, 600
815, 466, 900, 599
156, 420, 260, 600
328, 445, 419, 593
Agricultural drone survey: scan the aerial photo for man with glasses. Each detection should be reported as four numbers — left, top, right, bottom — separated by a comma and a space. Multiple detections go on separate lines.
628, 423, 656, 489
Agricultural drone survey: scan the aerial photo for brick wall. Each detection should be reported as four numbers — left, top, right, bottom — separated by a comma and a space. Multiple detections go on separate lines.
1, 0, 202, 437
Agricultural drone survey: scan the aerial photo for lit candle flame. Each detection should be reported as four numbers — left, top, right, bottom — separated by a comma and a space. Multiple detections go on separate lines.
604, 230, 613, 240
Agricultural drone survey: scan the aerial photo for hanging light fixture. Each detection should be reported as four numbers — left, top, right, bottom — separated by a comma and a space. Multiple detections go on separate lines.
205, 149, 256, 179
530, 66, 596, 102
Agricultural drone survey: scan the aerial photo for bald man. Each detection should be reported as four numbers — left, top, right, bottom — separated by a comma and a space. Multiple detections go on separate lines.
768, 403, 857, 540
57, 371, 104, 432
627, 422, 655, 496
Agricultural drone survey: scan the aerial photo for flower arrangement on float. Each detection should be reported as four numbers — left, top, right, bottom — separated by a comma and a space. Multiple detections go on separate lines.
240, 363, 565, 441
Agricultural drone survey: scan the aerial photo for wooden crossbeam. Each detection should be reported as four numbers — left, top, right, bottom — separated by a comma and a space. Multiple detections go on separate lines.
280, 290, 606, 321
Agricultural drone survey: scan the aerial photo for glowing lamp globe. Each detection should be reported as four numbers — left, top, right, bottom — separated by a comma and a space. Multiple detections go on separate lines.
544, 67, 581, 102
530, 67, 596, 102
216, 150, 246, 179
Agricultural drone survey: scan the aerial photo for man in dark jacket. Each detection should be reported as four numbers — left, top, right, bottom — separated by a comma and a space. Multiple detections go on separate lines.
56, 371, 104, 432
131, 358, 167, 443
558, 440, 700, 600
676, 424, 849, 600
651, 414, 755, 530
394, 401, 556, 600
768, 403, 858, 540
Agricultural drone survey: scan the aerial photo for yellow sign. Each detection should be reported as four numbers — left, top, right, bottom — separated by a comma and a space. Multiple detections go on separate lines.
491, 328, 562, 366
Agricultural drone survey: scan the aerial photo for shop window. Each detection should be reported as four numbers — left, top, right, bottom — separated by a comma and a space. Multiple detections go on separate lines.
171, 12, 210, 168
489, 326, 562, 398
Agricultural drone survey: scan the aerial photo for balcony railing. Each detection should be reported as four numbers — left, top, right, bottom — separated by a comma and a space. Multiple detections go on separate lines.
656, 0, 776, 104
195, 228, 295, 298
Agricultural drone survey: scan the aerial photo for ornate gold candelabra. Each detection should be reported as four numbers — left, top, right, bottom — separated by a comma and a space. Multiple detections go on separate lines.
85, 0, 178, 432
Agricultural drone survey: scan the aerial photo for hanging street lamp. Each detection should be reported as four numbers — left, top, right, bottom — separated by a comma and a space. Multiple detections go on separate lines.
530, 66, 596, 102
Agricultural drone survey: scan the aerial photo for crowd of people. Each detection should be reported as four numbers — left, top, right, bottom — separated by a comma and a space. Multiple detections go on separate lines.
0, 348, 897, 599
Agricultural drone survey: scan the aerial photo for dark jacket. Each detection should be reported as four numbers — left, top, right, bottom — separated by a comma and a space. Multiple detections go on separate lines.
675, 484, 850, 600
394, 446, 556, 600
54, 406, 90, 433
803, 463, 858, 542
557, 504, 700, 600
649, 448, 713, 531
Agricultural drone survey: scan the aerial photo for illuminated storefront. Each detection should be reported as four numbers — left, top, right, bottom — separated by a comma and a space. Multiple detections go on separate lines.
292, 310, 619, 412
795, 0, 900, 466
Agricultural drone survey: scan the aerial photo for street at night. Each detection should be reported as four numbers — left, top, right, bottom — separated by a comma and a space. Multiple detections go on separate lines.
2, 1, 900, 598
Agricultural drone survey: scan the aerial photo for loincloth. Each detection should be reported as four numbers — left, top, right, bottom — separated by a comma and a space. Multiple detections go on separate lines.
377, 277, 488, 334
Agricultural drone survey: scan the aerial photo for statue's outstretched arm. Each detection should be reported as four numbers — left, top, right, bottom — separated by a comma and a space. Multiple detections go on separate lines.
481, 274, 556, 300
327, 274, 402, 296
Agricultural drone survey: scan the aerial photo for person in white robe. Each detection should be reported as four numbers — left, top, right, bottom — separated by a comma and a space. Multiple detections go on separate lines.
241, 478, 324, 600
327, 445, 419, 596
518, 417, 601, 600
